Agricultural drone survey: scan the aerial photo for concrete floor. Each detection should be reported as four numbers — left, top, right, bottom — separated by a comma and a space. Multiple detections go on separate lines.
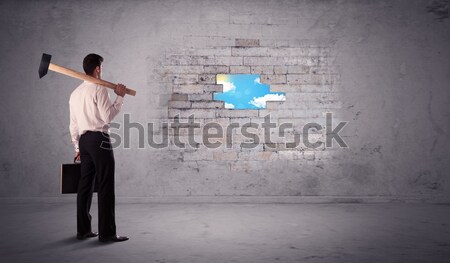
1, 201, 450, 263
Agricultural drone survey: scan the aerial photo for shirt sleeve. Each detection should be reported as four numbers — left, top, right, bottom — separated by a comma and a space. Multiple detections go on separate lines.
69, 101, 80, 153
96, 86, 124, 124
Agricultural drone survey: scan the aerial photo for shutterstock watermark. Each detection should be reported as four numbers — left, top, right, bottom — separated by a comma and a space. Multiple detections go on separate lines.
102, 113, 349, 150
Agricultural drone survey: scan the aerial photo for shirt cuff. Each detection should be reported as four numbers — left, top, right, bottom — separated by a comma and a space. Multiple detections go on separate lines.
115, 95, 124, 104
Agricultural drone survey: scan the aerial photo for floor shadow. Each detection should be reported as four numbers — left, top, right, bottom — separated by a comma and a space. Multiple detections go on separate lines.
39, 236, 80, 250
78, 240, 116, 248
39, 236, 115, 251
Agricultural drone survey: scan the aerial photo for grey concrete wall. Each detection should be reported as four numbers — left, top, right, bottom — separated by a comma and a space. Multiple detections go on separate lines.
0, 0, 449, 199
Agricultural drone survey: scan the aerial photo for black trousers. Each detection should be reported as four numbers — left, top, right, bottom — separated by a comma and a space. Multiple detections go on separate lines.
77, 131, 116, 237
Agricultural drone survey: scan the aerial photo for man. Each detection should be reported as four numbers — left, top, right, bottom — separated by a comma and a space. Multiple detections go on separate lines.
69, 54, 128, 242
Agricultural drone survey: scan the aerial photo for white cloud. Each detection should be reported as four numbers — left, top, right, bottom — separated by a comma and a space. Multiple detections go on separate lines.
248, 93, 286, 108
218, 81, 236, 93
224, 102, 235, 109
254, 77, 261, 84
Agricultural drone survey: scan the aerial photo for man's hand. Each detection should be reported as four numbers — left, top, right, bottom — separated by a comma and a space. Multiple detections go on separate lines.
114, 83, 126, 97
75, 152, 80, 162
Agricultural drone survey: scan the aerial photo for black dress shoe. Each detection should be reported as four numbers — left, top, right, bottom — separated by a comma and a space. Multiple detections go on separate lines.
98, 235, 129, 242
76, 232, 99, 240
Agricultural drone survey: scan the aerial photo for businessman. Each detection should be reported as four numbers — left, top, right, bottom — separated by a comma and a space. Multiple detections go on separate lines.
69, 53, 128, 242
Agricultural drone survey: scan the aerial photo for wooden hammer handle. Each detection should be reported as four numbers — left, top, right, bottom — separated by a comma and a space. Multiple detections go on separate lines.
48, 63, 136, 96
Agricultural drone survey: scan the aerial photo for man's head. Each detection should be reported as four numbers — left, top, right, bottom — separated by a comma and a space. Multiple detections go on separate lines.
83, 54, 103, 78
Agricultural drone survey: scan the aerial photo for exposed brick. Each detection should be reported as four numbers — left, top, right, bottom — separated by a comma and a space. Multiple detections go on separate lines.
232, 47, 270, 57
230, 66, 251, 74
203, 84, 224, 93
198, 74, 216, 84
265, 101, 285, 109
244, 56, 298, 66
267, 100, 342, 110
270, 84, 334, 93
205, 118, 230, 128
235, 38, 260, 47
274, 66, 288, 74
205, 56, 244, 66
171, 93, 188, 101
173, 85, 204, 94
158, 74, 173, 83
288, 65, 310, 74
271, 47, 308, 56
268, 131, 297, 144
298, 57, 322, 66
310, 65, 340, 74
188, 93, 213, 101
276, 40, 289, 47
165, 47, 232, 56
228, 117, 252, 127
260, 74, 287, 84
251, 66, 274, 74
287, 74, 336, 85
216, 109, 259, 118
258, 39, 277, 47
162, 66, 203, 74
172, 74, 198, 85
259, 39, 292, 47
203, 65, 229, 74
232, 47, 321, 57
302, 84, 336, 94
168, 100, 192, 109
278, 118, 328, 130
163, 33, 341, 169
167, 55, 208, 66
290, 109, 333, 118
258, 109, 293, 118
191, 101, 225, 109
166, 56, 321, 68
173, 134, 206, 145
168, 109, 215, 119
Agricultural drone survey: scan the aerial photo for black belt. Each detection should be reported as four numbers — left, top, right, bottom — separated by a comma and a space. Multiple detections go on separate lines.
82, 131, 109, 136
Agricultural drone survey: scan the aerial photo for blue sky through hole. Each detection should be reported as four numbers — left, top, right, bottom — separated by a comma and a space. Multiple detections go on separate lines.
213, 74, 286, 109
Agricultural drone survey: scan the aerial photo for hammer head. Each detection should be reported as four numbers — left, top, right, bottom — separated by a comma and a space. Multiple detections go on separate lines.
38, 53, 52, 78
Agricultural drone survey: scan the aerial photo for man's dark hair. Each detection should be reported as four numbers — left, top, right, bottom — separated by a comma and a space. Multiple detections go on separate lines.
83, 54, 103, 75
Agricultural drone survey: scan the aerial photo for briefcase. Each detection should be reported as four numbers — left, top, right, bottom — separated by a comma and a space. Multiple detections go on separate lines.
60, 159, 98, 194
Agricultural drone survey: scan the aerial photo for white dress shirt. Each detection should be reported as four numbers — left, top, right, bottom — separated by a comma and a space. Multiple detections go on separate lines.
69, 81, 124, 152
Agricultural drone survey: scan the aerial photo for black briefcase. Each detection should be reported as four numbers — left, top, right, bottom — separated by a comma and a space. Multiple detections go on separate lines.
60, 159, 98, 194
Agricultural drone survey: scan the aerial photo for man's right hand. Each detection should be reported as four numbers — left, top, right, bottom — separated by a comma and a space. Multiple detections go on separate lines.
75, 152, 80, 162
115, 83, 126, 97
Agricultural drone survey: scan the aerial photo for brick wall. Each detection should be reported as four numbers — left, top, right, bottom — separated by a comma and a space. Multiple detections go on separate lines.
150, 36, 345, 195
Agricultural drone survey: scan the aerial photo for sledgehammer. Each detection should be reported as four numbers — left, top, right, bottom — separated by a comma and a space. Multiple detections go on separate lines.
38, 53, 136, 96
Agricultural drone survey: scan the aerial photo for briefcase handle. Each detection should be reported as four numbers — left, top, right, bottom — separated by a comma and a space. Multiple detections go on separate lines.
73, 157, 81, 164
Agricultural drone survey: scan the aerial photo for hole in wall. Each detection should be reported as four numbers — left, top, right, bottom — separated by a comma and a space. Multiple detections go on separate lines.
213, 74, 286, 109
